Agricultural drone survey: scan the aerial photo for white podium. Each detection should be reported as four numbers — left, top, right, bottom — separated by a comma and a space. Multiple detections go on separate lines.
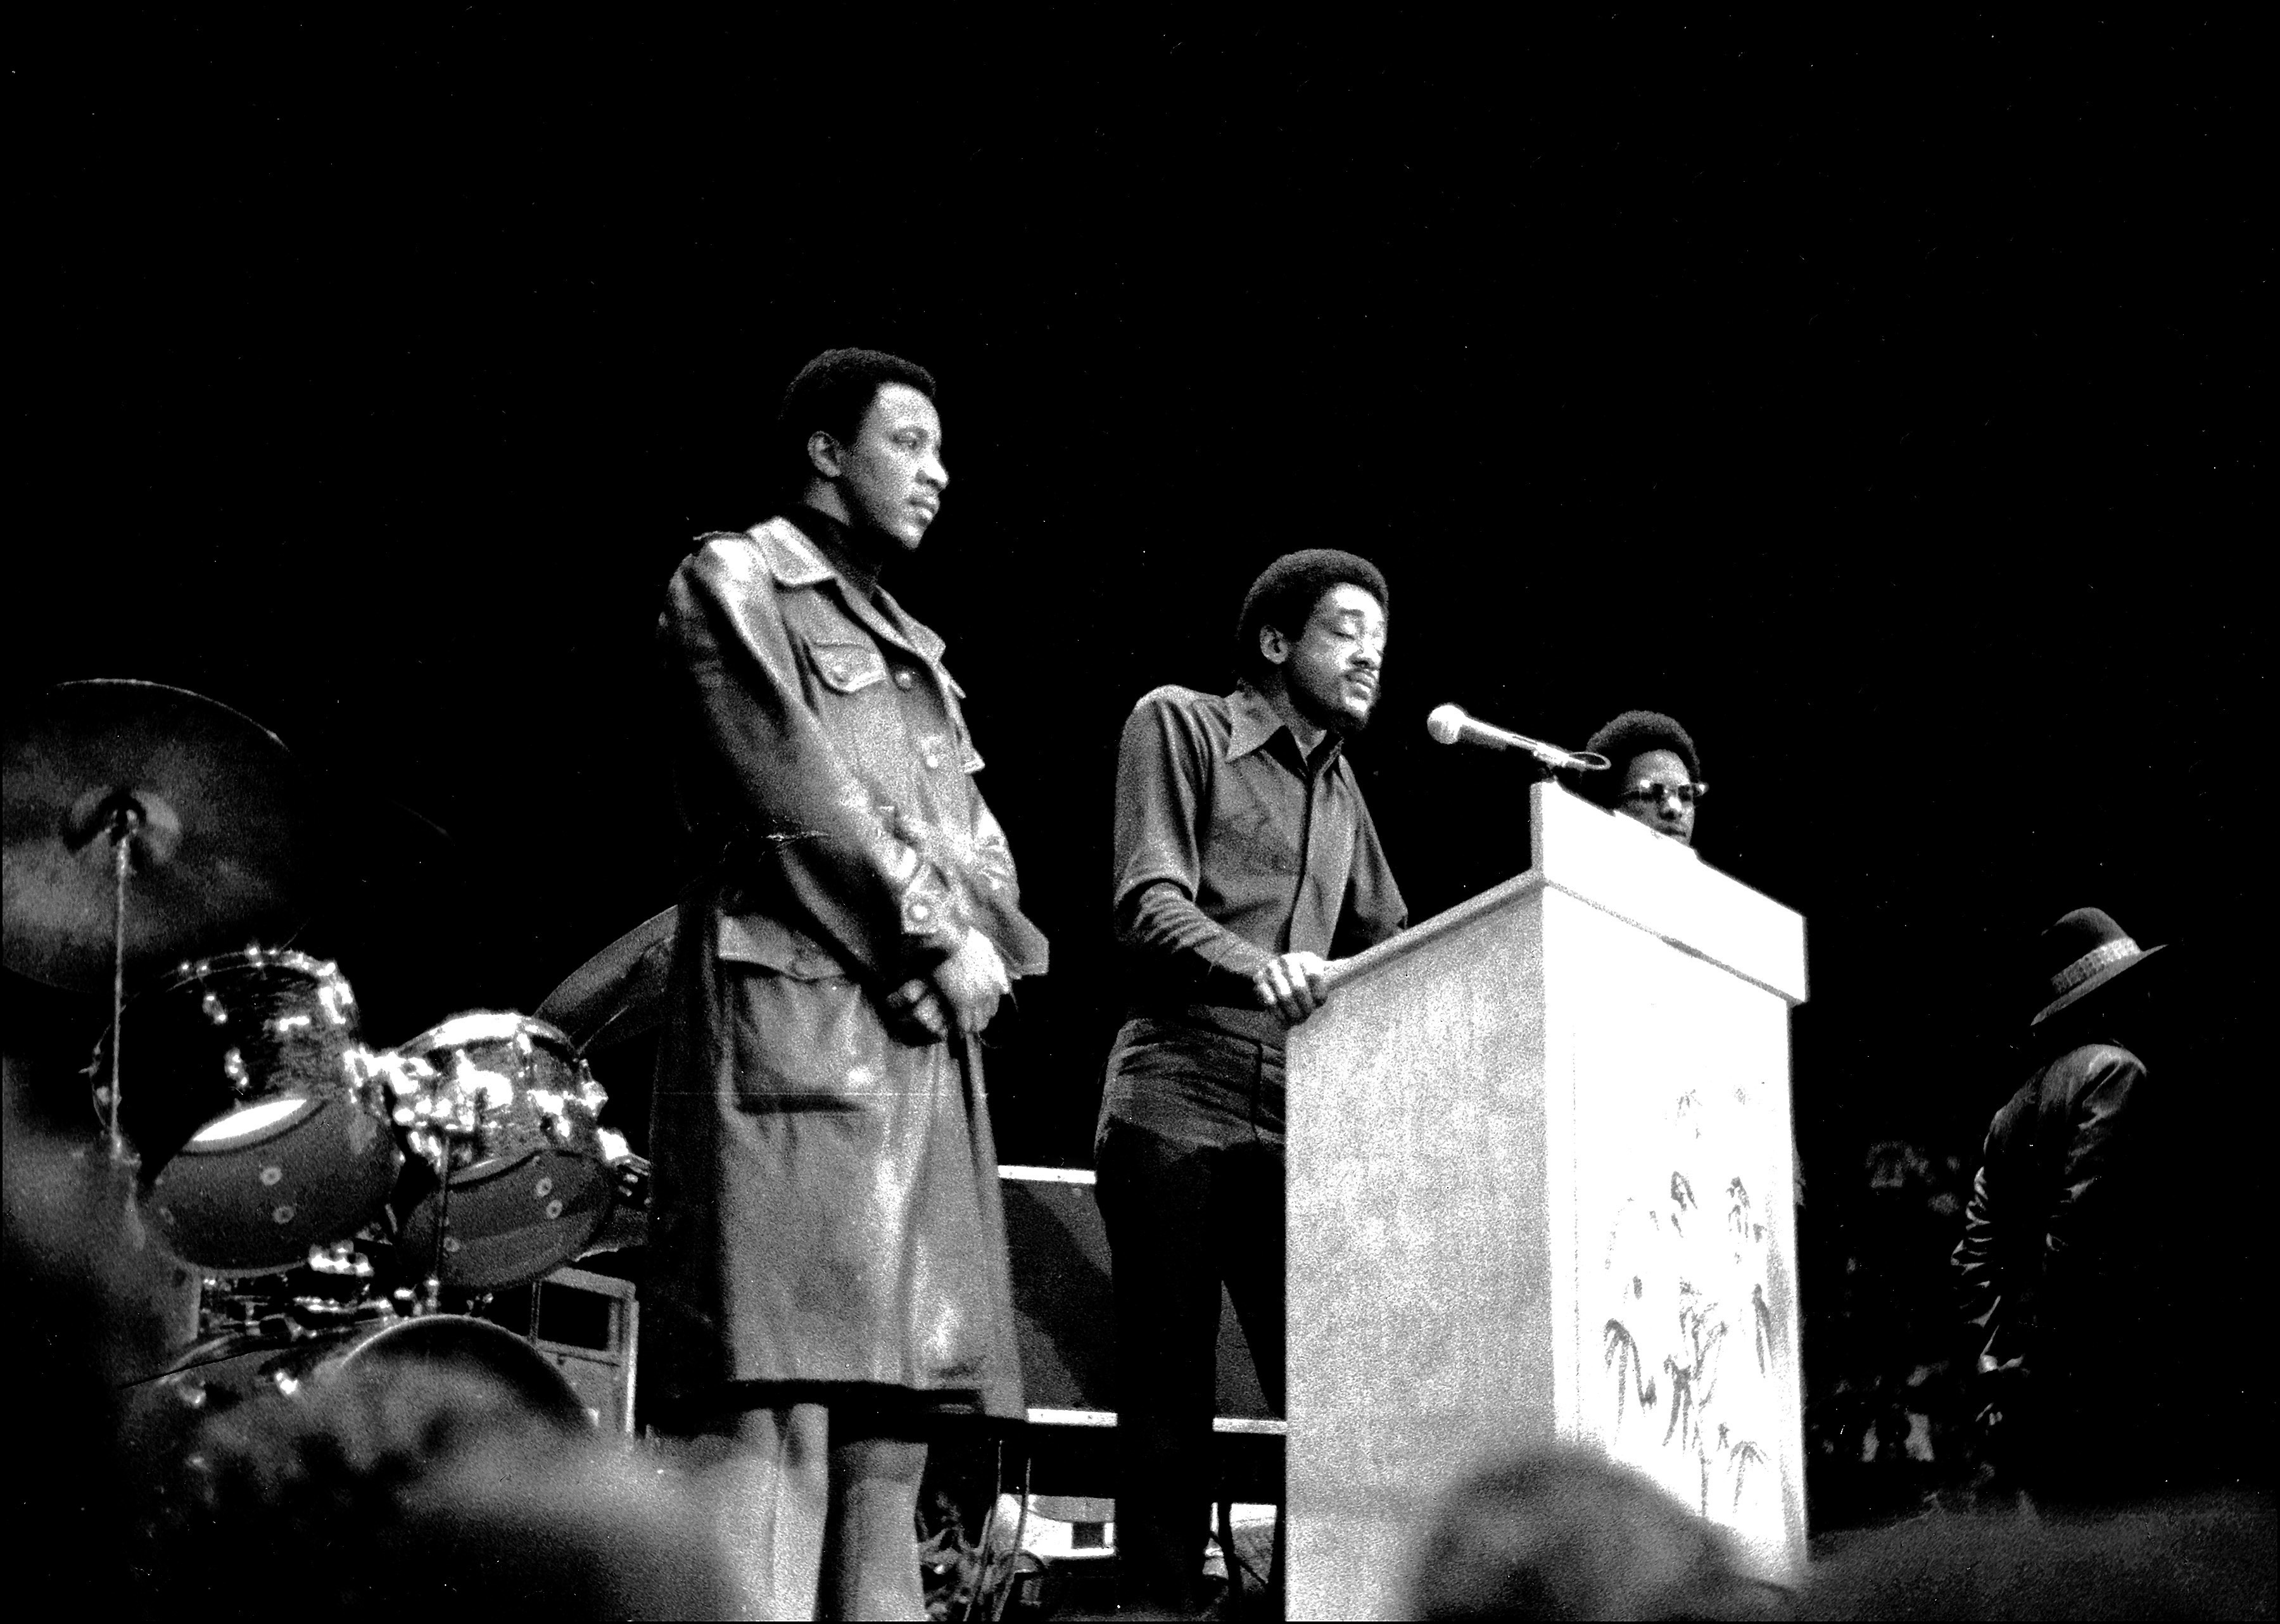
1287, 780, 1809, 1618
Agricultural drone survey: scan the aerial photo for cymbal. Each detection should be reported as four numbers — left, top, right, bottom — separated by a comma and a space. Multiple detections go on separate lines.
3, 681, 314, 990
534, 905, 678, 1053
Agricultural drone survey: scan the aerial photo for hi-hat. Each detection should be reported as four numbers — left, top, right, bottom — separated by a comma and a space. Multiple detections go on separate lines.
534, 905, 677, 1053
2, 679, 315, 990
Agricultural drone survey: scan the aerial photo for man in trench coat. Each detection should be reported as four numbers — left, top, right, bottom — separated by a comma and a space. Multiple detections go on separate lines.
649, 348, 1047, 1619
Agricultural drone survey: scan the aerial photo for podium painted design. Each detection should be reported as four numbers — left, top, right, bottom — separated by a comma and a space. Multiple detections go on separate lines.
1287, 780, 1809, 1618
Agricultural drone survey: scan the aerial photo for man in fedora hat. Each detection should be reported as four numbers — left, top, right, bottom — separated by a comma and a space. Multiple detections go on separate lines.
1951, 906, 2179, 1499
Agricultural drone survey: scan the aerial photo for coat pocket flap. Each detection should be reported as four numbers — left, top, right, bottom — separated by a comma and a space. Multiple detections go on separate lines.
808, 639, 889, 695
717, 912, 846, 980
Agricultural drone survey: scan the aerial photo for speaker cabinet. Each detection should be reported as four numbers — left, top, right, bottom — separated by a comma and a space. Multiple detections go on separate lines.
477, 1264, 638, 1433
999, 1165, 1272, 1420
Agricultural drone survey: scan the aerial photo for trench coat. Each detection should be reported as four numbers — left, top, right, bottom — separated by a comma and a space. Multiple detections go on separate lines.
646, 514, 1048, 1419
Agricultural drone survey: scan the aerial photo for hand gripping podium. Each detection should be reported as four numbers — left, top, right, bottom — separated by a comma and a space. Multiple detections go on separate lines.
1288, 780, 1809, 1618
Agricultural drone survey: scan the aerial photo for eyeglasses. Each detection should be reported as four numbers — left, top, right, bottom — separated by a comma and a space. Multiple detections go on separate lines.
1619, 781, 1707, 809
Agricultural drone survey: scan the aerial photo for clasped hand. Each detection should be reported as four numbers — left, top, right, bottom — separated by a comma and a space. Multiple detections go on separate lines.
884, 928, 1010, 1043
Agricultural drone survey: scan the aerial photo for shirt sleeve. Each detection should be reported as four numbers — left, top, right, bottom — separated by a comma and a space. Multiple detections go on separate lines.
1331, 777, 1408, 957
660, 538, 964, 979
1111, 692, 1274, 1004
950, 781, 1051, 978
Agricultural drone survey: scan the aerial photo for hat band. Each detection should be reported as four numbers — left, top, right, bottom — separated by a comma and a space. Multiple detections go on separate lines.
2048, 936, 2139, 998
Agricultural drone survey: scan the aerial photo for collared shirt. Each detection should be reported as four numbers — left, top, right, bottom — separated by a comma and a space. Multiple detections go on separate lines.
1112, 681, 1407, 1048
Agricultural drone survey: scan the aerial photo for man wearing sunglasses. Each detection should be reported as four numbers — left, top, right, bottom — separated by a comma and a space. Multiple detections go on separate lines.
1574, 710, 1707, 847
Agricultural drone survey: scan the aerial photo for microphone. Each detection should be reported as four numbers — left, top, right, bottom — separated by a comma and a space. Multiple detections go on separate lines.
1426, 704, 1611, 772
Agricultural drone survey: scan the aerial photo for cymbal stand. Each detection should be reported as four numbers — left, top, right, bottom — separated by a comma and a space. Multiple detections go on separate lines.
421, 1138, 456, 1317
104, 802, 139, 1167
374, 1050, 457, 1317
407, 1089, 473, 1318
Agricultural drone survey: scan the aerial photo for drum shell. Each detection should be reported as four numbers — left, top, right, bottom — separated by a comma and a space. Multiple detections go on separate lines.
122, 1312, 592, 1500
106, 949, 400, 1273
153, 1095, 402, 1273
390, 1012, 613, 1290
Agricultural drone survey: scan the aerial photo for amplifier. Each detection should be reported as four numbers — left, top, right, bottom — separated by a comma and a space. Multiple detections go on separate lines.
477, 1264, 638, 1433
999, 1165, 1272, 1421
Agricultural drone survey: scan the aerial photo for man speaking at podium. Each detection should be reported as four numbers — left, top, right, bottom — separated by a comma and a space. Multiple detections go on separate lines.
1095, 550, 1407, 1612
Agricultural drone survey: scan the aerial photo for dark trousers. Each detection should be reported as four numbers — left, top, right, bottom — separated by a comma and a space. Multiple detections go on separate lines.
1093, 1017, 1285, 1611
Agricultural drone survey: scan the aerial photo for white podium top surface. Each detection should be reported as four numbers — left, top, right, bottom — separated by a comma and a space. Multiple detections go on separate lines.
1331, 780, 1808, 1004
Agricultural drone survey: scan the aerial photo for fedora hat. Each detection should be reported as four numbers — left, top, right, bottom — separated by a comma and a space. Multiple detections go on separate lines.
2030, 907, 2167, 1027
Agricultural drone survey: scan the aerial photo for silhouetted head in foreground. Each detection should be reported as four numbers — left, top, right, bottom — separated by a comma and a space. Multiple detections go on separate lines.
154, 1357, 737, 1618
1410, 1446, 1787, 1621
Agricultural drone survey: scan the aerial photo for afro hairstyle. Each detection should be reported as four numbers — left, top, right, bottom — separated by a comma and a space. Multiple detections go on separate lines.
1233, 549, 1390, 683
1575, 710, 1702, 809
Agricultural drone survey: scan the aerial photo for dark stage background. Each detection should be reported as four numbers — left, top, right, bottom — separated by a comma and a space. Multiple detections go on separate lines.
14, 14, 2266, 1495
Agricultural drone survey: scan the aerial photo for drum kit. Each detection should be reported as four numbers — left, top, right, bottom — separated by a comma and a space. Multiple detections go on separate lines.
3, 678, 665, 1434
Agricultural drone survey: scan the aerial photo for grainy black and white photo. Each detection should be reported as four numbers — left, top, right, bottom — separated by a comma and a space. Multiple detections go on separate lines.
9, 16, 2267, 1620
